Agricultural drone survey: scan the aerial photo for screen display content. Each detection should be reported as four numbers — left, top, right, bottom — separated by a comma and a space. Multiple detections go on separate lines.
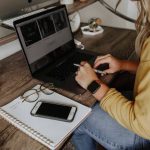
16, 8, 73, 73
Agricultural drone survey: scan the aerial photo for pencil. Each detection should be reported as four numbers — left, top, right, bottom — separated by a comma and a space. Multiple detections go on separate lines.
73, 63, 105, 75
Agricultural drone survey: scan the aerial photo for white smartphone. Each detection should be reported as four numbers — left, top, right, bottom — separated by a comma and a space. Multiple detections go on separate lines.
31, 101, 77, 122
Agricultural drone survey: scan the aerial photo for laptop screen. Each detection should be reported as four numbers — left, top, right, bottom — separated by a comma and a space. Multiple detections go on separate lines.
14, 5, 75, 74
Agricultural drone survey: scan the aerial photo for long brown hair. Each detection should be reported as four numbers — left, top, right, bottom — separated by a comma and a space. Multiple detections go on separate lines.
135, 0, 150, 55
116, 0, 150, 56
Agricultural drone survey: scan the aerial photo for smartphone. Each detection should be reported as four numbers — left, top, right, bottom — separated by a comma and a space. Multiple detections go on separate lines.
31, 101, 77, 122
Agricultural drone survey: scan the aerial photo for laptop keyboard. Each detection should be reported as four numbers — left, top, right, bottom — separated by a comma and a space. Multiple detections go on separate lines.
48, 52, 95, 81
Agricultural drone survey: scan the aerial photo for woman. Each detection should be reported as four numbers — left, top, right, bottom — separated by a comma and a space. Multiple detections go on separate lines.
72, 0, 150, 149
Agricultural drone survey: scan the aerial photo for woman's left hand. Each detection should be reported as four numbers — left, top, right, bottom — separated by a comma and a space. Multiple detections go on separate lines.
75, 61, 99, 89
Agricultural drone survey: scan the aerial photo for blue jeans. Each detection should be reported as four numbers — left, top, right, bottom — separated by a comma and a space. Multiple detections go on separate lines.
71, 92, 150, 150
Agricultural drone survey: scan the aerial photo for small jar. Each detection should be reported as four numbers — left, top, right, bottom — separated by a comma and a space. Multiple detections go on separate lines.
88, 18, 102, 31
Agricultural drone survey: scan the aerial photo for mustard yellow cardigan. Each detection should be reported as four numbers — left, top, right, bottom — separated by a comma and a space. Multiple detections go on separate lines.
100, 37, 150, 140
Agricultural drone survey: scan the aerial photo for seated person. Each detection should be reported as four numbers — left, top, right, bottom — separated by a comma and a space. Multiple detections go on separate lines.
72, 0, 150, 149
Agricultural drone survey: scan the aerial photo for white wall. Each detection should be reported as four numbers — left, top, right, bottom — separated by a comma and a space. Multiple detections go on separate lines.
0, 39, 21, 60
79, 0, 138, 30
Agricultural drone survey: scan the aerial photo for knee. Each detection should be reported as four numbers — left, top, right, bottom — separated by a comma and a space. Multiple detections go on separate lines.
71, 118, 91, 144
73, 122, 86, 137
71, 125, 85, 147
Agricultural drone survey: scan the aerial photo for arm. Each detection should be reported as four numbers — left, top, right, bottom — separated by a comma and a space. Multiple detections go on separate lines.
75, 38, 150, 139
119, 60, 139, 73
99, 63, 150, 139
75, 61, 150, 140
98, 38, 150, 139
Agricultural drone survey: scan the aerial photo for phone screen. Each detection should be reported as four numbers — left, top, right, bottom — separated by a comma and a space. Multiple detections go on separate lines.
36, 102, 72, 119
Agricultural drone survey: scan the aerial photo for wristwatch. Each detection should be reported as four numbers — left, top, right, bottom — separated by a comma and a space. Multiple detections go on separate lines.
87, 80, 101, 94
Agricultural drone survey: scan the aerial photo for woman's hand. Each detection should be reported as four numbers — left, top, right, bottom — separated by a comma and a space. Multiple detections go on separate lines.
75, 61, 110, 101
75, 61, 99, 89
94, 54, 122, 74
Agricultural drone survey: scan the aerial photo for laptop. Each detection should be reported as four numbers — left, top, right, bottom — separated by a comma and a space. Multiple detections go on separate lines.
14, 5, 106, 94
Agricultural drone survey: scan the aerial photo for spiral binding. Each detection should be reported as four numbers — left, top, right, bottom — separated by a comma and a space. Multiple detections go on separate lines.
0, 108, 54, 147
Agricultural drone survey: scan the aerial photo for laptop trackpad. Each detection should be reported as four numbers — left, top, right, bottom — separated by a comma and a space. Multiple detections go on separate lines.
63, 74, 86, 95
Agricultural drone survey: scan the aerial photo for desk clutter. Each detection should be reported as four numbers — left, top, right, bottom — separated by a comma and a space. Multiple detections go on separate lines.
81, 18, 104, 36
0, 84, 91, 150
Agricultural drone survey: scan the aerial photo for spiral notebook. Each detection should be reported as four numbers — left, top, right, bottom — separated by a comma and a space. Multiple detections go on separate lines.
0, 85, 91, 150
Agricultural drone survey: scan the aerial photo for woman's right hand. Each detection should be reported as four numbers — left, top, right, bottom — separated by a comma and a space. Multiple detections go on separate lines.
94, 54, 122, 74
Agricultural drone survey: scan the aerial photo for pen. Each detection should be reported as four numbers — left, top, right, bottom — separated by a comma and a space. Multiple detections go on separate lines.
73, 63, 105, 75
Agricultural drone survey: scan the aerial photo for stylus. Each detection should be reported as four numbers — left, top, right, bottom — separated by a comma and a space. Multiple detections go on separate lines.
73, 63, 106, 75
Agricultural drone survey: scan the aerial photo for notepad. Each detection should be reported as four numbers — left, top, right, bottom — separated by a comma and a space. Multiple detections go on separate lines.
0, 85, 91, 150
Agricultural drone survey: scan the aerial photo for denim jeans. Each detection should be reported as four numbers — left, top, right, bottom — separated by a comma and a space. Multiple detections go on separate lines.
71, 91, 150, 150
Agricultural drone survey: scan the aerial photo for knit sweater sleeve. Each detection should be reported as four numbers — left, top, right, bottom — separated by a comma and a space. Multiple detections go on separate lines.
100, 38, 150, 140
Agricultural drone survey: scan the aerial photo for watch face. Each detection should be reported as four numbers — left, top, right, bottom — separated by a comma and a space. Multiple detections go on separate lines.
69, 12, 80, 33
87, 81, 101, 94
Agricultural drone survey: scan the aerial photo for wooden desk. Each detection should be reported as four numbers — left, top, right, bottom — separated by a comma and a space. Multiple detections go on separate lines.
0, 26, 136, 150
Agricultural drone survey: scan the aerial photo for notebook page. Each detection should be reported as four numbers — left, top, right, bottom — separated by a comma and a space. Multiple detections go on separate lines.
0, 85, 91, 149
